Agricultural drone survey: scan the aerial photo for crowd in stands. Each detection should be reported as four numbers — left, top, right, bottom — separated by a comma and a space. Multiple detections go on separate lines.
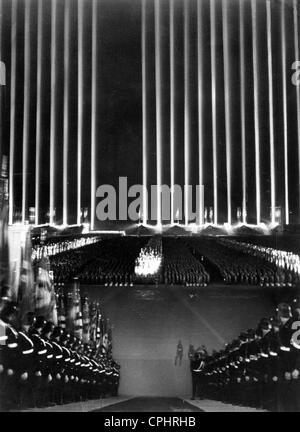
190, 296, 300, 411
163, 238, 210, 286
134, 236, 163, 284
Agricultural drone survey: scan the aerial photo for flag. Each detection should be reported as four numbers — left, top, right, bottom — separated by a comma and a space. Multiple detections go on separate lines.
18, 229, 35, 324
96, 307, 102, 348
82, 294, 90, 344
58, 293, 66, 329
89, 301, 98, 347
73, 278, 83, 339
0, 205, 11, 295
66, 290, 76, 334
34, 255, 57, 322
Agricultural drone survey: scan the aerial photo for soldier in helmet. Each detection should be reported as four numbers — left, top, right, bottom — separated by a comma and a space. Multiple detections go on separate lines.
16, 312, 35, 409
28, 316, 48, 407
0, 288, 19, 411
277, 302, 294, 411
290, 296, 300, 411
41, 321, 55, 406
51, 326, 64, 405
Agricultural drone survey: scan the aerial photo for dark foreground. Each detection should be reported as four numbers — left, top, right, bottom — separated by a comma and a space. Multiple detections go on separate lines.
93, 397, 203, 412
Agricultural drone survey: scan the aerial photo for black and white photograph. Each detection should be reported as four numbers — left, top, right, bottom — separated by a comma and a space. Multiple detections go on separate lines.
0, 0, 300, 415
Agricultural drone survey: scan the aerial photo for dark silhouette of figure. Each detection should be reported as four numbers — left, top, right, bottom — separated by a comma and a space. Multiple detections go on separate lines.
175, 340, 183, 366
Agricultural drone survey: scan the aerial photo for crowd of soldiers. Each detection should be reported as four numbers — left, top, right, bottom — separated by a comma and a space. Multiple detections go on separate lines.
163, 239, 210, 286
187, 238, 295, 287
41, 236, 300, 289
0, 290, 120, 411
32, 236, 101, 261
191, 297, 300, 411
78, 238, 145, 285
222, 239, 300, 286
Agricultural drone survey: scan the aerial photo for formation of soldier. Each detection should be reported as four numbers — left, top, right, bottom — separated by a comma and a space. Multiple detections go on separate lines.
187, 238, 297, 287
32, 235, 101, 261
52, 237, 145, 285
0, 289, 120, 411
191, 297, 300, 411
43, 235, 300, 289
163, 238, 210, 286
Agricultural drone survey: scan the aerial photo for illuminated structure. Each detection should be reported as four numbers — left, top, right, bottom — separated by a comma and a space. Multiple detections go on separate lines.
2, 0, 299, 229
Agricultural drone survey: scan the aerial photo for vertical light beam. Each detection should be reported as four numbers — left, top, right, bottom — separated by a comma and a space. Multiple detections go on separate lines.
239, 0, 247, 224
50, 0, 57, 225
22, 0, 31, 224
35, 0, 43, 225
77, 0, 83, 225
210, 0, 218, 225
293, 0, 300, 222
170, 0, 175, 225
222, 0, 232, 225
142, 0, 148, 225
91, 0, 97, 231
281, 0, 289, 225
9, 0, 17, 225
251, 0, 261, 224
267, 0, 275, 224
63, 0, 70, 226
184, 0, 191, 226
154, 0, 162, 227
197, 0, 203, 225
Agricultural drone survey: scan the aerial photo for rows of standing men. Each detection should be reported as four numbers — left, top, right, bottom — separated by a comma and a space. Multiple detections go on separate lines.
0, 290, 120, 411
191, 297, 300, 411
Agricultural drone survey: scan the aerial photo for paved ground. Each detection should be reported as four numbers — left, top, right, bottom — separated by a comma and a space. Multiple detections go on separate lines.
22, 397, 267, 412
93, 397, 203, 412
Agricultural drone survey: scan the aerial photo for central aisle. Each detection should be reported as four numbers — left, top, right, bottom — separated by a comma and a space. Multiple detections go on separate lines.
82, 285, 275, 397
94, 397, 203, 412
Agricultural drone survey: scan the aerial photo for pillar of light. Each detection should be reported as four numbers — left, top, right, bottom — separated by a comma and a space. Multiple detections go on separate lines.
251, 0, 261, 225
154, 0, 162, 227
170, 0, 175, 225
210, 0, 218, 225
91, 0, 97, 231
239, 0, 247, 225
50, 0, 57, 226
267, 0, 275, 225
184, 0, 191, 226
22, 0, 31, 224
35, 0, 43, 226
293, 0, 300, 222
9, 0, 17, 225
222, 0, 232, 225
63, 0, 70, 226
142, 0, 148, 226
281, 0, 289, 225
197, 0, 203, 225
77, 0, 83, 226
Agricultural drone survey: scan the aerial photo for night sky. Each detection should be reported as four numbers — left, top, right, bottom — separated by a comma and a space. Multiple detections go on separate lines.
0, 0, 299, 227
